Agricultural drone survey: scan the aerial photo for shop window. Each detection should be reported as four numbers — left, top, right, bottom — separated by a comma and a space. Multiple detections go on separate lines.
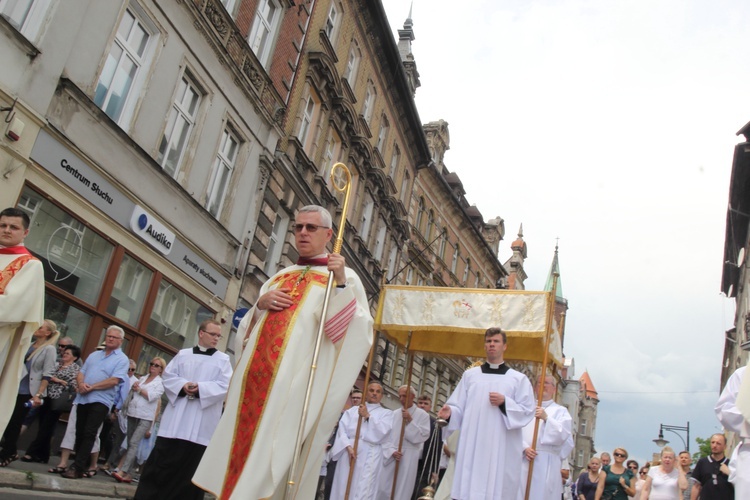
107, 254, 154, 326
134, 342, 174, 376
43, 293, 92, 348
19, 187, 114, 305
147, 278, 213, 350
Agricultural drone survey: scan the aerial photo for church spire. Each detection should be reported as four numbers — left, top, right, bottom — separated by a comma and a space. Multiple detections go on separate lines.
397, 2, 420, 96
544, 241, 564, 300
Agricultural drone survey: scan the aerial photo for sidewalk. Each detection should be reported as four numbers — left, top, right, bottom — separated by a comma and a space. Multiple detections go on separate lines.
0, 458, 137, 498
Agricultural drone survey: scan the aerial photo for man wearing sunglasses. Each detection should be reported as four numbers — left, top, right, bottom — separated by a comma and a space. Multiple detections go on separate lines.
194, 205, 373, 499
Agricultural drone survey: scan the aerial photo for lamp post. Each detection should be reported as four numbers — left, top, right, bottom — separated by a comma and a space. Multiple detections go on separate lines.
652, 422, 690, 452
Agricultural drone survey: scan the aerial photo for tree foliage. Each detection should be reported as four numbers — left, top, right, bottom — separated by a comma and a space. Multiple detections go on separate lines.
692, 436, 712, 462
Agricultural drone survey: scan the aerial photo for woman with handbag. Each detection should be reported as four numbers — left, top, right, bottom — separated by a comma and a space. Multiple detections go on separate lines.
113, 357, 165, 483
641, 447, 688, 500
0, 320, 59, 466
595, 447, 636, 500
23, 344, 81, 464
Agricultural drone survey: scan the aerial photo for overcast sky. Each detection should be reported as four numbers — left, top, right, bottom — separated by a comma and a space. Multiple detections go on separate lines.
381, 0, 748, 465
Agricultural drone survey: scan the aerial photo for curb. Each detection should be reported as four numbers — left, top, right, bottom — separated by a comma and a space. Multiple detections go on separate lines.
0, 467, 137, 498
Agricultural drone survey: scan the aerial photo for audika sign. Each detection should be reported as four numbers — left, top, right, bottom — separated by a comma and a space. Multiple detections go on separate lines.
130, 206, 175, 256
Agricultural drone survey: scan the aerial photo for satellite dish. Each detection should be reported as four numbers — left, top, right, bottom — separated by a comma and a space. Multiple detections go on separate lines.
738, 247, 746, 267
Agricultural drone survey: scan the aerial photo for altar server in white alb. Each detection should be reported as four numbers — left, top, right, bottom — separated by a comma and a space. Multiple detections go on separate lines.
330, 382, 393, 500
517, 374, 574, 500
0, 207, 45, 435
438, 327, 535, 500
193, 205, 373, 500
715, 363, 750, 498
377, 385, 430, 500
133, 320, 232, 500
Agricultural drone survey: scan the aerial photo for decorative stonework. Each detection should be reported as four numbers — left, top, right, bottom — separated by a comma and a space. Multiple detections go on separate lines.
204, 1, 228, 38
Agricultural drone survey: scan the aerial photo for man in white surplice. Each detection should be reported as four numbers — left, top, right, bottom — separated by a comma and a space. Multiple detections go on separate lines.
438, 327, 535, 500
715, 364, 750, 497
134, 320, 232, 500
330, 382, 392, 500
377, 385, 430, 500
517, 374, 574, 500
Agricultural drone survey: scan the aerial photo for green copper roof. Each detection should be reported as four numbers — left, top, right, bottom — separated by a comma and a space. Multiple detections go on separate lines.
544, 245, 564, 299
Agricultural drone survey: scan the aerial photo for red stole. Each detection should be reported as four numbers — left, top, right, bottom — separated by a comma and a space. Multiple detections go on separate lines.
0, 253, 36, 294
221, 268, 329, 498
0, 245, 32, 255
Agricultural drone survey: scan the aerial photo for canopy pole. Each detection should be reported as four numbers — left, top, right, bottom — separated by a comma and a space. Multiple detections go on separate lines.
524, 272, 559, 500
390, 331, 413, 500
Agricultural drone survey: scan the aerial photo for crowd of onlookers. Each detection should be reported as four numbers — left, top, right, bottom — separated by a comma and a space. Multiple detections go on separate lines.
570, 437, 732, 500
0, 320, 166, 484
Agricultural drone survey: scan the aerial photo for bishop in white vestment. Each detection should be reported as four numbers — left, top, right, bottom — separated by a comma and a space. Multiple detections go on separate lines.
517, 375, 574, 500
193, 206, 373, 500
0, 208, 45, 435
438, 328, 535, 500
329, 383, 393, 500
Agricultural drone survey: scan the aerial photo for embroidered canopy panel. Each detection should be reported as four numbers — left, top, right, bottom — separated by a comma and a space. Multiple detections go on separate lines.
374, 285, 562, 364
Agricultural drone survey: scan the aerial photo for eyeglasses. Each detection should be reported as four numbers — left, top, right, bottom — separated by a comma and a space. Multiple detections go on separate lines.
628, 466, 638, 470
200, 330, 222, 339
149, 363, 162, 368
639, 471, 647, 476
613, 452, 627, 458
128, 368, 136, 372
293, 223, 329, 233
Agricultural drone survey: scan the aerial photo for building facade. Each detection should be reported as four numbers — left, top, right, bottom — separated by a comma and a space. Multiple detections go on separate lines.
719, 120, 750, 449
1, 0, 282, 372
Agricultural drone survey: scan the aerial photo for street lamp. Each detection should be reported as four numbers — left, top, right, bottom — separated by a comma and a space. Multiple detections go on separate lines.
652, 422, 690, 453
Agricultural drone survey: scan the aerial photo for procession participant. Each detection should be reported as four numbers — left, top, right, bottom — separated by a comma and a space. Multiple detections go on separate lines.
377, 385, 430, 500
437, 327, 536, 499
323, 389, 363, 500
518, 374, 574, 500
61, 325, 129, 479
414, 394, 439, 500
193, 205, 373, 499
0, 207, 45, 436
329, 382, 392, 500
134, 319, 232, 500
715, 365, 749, 498
690, 433, 733, 500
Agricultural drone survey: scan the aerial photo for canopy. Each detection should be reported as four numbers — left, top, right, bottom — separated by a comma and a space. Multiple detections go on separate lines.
374, 284, 562, 365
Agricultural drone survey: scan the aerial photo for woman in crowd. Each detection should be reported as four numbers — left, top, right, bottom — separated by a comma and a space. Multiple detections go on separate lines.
641, 446, 687, 500
0, 320, 59, 467
595, 447, 636, 500
22, 345, 81, 463
113, 357, 165, 483
629, 466, 649, 500
577, 456, 602, 500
